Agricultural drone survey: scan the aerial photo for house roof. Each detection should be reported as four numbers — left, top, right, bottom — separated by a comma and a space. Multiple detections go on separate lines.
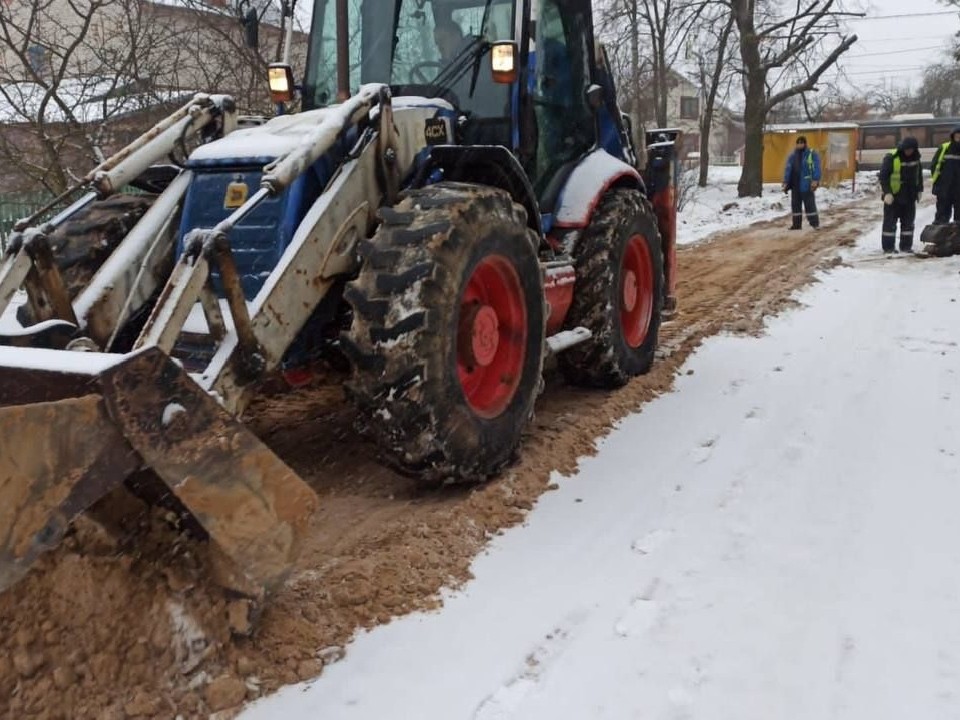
766, 122, 859, 132
665, 66, 739, 118
0, 77, 193, 124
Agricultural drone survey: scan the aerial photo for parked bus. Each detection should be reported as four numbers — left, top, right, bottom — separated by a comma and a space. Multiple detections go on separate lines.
857, 114, 960, 171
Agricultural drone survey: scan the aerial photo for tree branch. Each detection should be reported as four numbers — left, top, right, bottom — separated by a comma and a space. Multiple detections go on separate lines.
764, 33, 857, 112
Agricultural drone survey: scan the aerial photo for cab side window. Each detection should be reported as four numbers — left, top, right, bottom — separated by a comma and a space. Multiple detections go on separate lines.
529, 0, 594, 197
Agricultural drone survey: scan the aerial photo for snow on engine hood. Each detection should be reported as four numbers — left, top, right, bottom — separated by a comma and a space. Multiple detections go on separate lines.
188, 106, 342, 162
187, 91, 455, 164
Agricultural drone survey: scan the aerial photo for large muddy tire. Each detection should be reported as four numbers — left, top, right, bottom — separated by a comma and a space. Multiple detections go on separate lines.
559, 188, 664, 388
17, 194, 155, 326
341, 182, 546, 481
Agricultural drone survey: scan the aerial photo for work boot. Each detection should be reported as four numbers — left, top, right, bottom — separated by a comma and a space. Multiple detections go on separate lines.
789, 226, 801, 231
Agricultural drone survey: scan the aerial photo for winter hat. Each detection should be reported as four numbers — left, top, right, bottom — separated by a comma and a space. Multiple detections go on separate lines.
952, 126, 960, 140
901, 136, 919, 152
796, 135, 807, 144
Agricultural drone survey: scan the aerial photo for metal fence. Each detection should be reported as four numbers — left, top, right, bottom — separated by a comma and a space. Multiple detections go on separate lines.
0, 193, 51, 239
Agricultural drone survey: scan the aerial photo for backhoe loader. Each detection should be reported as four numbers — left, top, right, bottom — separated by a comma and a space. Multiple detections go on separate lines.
0, 0, 680, 615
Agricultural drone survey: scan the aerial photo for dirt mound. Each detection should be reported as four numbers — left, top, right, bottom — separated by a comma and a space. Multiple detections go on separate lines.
0, 202, 875, 719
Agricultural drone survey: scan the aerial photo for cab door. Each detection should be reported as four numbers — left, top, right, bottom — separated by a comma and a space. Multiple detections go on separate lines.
525, 0, 597, 207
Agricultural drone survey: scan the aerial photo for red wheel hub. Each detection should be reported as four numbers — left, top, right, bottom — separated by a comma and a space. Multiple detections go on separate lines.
457, 255, 527, 418
621, 234, 654, 348
282, 367, 314, 387
459, 303, 500, 368
622, 269, 639, 312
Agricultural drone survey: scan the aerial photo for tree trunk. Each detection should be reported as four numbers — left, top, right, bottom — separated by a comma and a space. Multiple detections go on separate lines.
698, 13, 734, 188
628, 0, 646, 169
655, 47, 669, 127
698, 119, 712, 187
738, 72, 766, 197
732, 0, 765, 197
729, 0, 855, 196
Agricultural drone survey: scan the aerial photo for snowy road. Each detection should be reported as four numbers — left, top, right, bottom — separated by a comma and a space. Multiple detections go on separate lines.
242, 204, 960, 719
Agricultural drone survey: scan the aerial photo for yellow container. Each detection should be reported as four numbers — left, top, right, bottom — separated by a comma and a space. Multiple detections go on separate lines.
763, 123, 859, 187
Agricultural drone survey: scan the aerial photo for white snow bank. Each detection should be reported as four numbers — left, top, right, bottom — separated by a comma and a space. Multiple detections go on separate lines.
241, 203, 960, 720
677, 166, 879, 246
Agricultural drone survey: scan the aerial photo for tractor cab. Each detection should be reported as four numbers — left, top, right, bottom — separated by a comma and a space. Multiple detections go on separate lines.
302, 0, 627, 218
304, 0, 516, 146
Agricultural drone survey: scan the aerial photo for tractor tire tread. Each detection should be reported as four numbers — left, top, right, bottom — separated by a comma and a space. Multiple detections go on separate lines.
342, 182, 545, 482
559, 188, 664, 388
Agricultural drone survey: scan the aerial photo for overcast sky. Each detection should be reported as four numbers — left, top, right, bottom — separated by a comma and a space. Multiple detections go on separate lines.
832, 0, 959, 90
291, 0, 958, 95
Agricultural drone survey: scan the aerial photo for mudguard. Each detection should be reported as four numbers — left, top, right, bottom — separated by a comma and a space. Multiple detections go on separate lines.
553, 149, 643, 229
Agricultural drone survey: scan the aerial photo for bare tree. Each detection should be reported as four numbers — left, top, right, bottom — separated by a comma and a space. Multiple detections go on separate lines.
0, 0, 309, 194
688, 3, 737, 186
598, 0, 708, 127
803, 84, 873, 121
0, 0, 184, 192
595, 0, 657, 147
637, 0, 709, 127
728, 0, 857, 197
171, 0, 308, 115
866, 83, 916, 117
938, 0, 960, 60
912, 60, 960, 116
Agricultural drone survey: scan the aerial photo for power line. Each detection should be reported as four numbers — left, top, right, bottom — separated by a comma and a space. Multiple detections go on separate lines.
850, 45, 947, 58
819, 65, 927, 77
822, 66, 928, 77
849, 35, 946, 42
850, 10, 956, 20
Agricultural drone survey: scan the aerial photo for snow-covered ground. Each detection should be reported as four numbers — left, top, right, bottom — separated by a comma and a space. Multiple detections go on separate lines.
678, 166, 876, 246
241, 203, 960, 719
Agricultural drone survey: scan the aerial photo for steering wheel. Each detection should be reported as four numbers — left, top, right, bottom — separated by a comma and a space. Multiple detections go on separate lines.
410, 60, 446, 84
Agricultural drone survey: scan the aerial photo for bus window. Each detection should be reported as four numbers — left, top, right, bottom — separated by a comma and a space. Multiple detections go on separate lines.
901, 127, 929, 146
932, 126, 955, 146
862, 128, 898, 151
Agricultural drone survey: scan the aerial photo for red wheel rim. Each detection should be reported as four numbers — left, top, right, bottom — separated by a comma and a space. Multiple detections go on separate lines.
457, 255, 527, 418
282, 367, 314, 387
621, 234, 654, 348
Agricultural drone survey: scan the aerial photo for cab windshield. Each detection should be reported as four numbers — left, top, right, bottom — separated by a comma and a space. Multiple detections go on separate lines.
304, 0, 515, 116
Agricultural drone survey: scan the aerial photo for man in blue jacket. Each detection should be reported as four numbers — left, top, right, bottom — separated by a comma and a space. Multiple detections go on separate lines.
781, 136, 822, 230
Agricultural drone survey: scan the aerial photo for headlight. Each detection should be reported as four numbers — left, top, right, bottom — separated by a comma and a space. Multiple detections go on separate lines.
490, 42, 518, 84
268, 64, 295, 103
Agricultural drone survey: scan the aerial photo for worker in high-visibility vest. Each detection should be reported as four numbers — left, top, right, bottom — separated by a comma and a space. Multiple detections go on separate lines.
931, 126, 960, 224
781, 135, 822, 230
879, 136, 922, 254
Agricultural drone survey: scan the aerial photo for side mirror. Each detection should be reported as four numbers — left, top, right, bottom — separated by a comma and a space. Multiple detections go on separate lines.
490, 41, 519, 84
585, 84, 604, 111
242, 7, 259, 49
268, 63, 295, 104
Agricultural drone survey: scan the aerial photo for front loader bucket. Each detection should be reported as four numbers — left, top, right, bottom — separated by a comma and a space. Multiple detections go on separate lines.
0, 346, 318, 601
